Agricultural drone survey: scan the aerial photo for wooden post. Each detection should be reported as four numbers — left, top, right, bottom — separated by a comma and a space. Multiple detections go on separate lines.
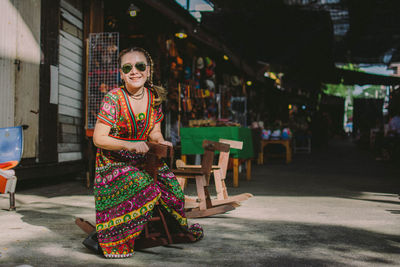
258, 140, 265, 165
39, 0, 60, 163
181, 154, 187, 164
285, 140, 292, 164
246, 159, 251, 181
233, 158, 239, 187
180, 154, 188, 188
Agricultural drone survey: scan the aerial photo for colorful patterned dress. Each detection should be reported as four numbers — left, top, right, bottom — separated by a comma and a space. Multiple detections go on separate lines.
94, 87, 203, 258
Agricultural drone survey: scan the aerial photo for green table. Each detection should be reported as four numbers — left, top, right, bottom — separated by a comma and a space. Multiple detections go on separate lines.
180, 127, 254, 187
180, 127, 254, 158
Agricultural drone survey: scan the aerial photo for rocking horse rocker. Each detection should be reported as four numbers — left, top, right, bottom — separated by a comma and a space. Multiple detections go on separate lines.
75, 142, 200, 254
172, 140, 248, 218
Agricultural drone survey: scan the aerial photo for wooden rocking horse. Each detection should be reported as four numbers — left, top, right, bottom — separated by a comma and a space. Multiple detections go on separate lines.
176, 139, 253, 209
75, 142, 196, 252
172, 140, 240, 218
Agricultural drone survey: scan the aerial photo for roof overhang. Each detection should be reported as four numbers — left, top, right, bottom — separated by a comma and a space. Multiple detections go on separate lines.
324, 67, 400, 85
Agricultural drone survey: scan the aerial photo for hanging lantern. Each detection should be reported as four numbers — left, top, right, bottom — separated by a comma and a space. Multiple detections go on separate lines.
175, 29, 188, 39
127, 3, 140, 17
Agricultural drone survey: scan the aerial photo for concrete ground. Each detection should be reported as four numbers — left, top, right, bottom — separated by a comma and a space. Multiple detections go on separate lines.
1, 138, 400, 266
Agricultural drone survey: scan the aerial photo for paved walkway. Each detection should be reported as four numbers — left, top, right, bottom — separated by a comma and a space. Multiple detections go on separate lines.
1, 139, 400, 266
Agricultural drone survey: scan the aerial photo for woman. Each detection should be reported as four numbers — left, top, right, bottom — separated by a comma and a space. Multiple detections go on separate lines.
92, 47, 203, 258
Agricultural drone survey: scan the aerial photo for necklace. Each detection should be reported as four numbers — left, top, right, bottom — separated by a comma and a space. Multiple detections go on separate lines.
127, 88, 145, 100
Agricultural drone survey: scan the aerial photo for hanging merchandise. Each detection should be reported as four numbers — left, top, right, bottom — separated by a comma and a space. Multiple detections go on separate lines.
105, 16, 118, 30
196, 57, 204, 69
205, 67, 214, 78
231, 75, 241, 86
170, 61, 177, 79
176, 56, 183, 66
186, 85, 192, 112
194, 68, 201, 89
174, 53, 220, 126
205, 79, 215, 91
204, 57, 212, 67
184, 66, 192, 80
204, 56, 215, 79
166, 39, 178, 57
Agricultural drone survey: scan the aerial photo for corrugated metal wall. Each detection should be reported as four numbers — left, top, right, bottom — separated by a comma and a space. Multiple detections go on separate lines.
57, 0, 84, 162
0, 0, 41, 158
14, 0, 41, 158
0, 1, 17, 128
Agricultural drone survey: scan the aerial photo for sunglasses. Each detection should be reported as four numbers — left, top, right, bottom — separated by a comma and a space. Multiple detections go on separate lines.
121, 62, 148, 74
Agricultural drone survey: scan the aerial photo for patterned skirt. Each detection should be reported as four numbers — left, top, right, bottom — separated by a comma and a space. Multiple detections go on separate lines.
94, 150, 203, 258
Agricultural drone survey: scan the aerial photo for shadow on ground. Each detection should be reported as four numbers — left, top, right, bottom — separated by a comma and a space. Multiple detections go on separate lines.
220, 138, 400, 200
3, 208, 400, 266
3, 138, 400, 266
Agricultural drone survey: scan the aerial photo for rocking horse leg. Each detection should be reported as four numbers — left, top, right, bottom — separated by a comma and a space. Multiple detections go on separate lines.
157, 206, 173, 244
213, 170, 225, 200
75, 218, 96, 234
135, 207, 171, 250
135, 231, 169, 250
177, 177, 186, 190
195, 175, 207, 211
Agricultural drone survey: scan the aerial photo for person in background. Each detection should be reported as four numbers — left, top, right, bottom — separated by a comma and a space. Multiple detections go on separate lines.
387, 110, 400, 137
91, 47, 203, 258
376, 110, 400, 161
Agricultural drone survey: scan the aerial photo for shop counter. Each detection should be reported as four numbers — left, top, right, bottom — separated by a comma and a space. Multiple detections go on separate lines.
180, 127, 254, 187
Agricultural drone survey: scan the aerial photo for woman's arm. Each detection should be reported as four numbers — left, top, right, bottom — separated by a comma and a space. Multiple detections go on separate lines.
148, 122, 172, 147
93, 122, 149, 153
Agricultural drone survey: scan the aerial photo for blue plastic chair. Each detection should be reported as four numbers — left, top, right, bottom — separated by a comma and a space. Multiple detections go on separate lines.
0, 126, 24, 210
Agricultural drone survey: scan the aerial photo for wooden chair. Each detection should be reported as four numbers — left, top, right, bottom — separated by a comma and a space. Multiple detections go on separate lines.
75, 142, 196, 252
176, 139, 253, 209
172, 140, 240, 218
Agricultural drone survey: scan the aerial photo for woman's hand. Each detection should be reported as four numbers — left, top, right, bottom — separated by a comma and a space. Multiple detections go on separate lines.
158, 140, 173, 147
149, 123, 172, 147
125, 141, 149, 154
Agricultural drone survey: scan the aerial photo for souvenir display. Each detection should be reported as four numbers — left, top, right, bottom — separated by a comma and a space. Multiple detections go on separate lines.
163, 37, 219, 128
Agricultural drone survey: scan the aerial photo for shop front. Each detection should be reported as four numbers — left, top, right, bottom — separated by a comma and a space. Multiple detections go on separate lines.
79, 0, 257, 184
6, 0, 256, 181
84, 1, 254, 137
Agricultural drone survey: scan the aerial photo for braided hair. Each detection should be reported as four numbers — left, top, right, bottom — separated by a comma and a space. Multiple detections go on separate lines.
118, 47, 166, 106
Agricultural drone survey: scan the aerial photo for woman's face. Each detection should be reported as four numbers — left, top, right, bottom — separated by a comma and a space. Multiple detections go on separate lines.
120, 51, 150, 91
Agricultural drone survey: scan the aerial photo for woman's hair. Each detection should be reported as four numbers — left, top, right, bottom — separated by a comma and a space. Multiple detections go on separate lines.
118, 47, 166, 106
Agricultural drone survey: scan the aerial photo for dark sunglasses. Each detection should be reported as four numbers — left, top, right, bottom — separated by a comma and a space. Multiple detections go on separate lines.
121, 62, 148, 74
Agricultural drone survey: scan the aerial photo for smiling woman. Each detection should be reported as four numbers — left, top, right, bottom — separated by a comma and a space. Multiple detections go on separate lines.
91, 47, 203, 258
